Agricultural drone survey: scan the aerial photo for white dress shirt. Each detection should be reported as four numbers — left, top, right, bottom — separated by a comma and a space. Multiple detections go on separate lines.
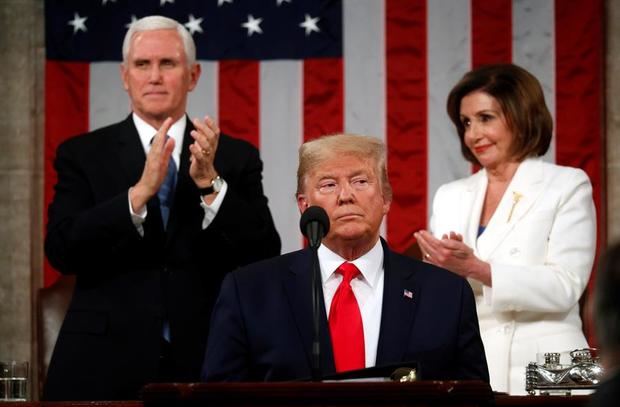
128, 113, 228, 233
319, 239, 384, 367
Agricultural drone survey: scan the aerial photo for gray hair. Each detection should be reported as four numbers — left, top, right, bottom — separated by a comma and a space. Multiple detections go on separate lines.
296, 133, 392, 201
122, 15, 196, 65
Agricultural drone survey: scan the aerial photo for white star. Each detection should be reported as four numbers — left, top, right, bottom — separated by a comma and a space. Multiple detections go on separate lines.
68, 13, 87, 34
125, 15, 138, 29
184, 14, 204, 35
160, 0, 174, 5
299, 14, 320, 36
277, 0, 291, 5
102, 0, 116, 5
218, 0, 233, 6
242, 15, 263, 36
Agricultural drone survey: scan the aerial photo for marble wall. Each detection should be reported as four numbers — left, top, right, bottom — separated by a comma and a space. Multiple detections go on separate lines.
0, 0, 44, 370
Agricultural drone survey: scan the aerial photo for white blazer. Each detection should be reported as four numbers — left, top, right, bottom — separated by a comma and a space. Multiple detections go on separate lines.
430, 157, 596, 394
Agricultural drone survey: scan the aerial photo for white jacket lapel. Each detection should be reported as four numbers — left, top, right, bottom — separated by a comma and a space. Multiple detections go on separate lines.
477, 158, 546, 259
462, 171, 487, 252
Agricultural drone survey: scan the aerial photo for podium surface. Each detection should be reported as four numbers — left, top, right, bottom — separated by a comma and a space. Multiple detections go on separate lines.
1, 381, 591, 406
142, 380, 494, 406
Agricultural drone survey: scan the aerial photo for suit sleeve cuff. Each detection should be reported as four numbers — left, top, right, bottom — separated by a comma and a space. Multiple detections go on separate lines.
200, 180, 228, 229
128, 188, 146, 236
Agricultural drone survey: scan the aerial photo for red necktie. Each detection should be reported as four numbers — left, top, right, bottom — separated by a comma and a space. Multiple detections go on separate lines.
329, 262, 365, 372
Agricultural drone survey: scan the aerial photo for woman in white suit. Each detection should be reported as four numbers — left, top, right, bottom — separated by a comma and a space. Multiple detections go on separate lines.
415, 64, 596, 395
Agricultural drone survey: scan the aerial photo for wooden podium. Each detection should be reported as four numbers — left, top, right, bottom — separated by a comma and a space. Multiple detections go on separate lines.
0, 381, 590, 406
141, 380, 494, 407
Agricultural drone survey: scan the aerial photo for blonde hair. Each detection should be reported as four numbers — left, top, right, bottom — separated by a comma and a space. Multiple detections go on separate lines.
296, 133, 392, 201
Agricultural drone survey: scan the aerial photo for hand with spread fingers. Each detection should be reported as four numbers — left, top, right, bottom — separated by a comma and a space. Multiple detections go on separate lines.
130, 117, 175, 213
189, 115, 220, 190
414, 230, 491, 286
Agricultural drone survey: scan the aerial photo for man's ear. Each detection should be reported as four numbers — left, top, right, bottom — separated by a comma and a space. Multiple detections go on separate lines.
382, 197, 391, 216
120, 64, 129, 91
187, 63, 201, 92
296, 194, 309, 213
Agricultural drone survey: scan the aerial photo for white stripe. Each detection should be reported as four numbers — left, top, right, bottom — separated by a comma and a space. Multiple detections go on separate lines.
90, 62, 131, 130
427, 0, 472, 222
188, 61, 218, 121
343, 0, 387, 236
343, 0, 386, 141
260, 61, 304, 254
513, 0, 556, 163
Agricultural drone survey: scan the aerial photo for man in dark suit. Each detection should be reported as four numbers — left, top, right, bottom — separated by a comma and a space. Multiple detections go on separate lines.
588, 242, 620, 407
43, 16, 280, 400
202, 134, 488, 382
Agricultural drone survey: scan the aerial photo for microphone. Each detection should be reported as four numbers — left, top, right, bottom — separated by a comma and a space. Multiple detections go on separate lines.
299, 206, 330, 249
299, 206, 330, 381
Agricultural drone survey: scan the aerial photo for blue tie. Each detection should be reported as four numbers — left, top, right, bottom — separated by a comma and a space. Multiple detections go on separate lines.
160, 158, 176, 342
156, 139, 177, 229
151, 137, 176, 342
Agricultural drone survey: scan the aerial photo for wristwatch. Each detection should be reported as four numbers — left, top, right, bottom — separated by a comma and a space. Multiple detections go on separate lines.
199, 175, 224, 196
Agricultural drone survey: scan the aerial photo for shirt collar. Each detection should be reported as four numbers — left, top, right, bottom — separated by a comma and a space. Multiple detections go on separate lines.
132, 113, 185, 168
318, 239, 384, 288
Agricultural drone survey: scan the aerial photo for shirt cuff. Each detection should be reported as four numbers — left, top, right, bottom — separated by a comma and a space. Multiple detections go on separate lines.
200, 179, 228, 229
128, 188, 147, 237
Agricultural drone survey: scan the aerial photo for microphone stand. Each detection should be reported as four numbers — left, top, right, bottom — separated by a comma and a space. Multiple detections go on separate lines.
310, 243, 321, 381
300, 207, 329, 382
306, 222, 323, 382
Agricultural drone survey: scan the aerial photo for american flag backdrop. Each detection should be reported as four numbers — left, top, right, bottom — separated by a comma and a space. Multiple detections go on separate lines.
44, 0, 605, 317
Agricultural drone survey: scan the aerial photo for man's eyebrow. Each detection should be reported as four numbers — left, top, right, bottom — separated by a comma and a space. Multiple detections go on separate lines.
349, 170, 368, 177
316, 174, 336, 181
315, 170, 368, 180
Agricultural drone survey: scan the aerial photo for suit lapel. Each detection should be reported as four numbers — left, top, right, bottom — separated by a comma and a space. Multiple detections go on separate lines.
375, 240, 418, 365
284, 250, 336, 376
477, 158, 545, 258
116, 115, 147, 186
460, 171, 487, 250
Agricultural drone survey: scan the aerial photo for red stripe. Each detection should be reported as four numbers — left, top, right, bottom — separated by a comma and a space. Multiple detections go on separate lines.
218, 60, 260, 149
303, 58, 343, 141
299, 57, 344, 248
471, 0, 512, 67
554, 0, 605, 344
44, 61, 90, 286
386, 0, 427, 253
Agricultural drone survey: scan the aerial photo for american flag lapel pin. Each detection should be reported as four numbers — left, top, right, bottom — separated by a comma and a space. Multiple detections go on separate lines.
403, 289, 413, 299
